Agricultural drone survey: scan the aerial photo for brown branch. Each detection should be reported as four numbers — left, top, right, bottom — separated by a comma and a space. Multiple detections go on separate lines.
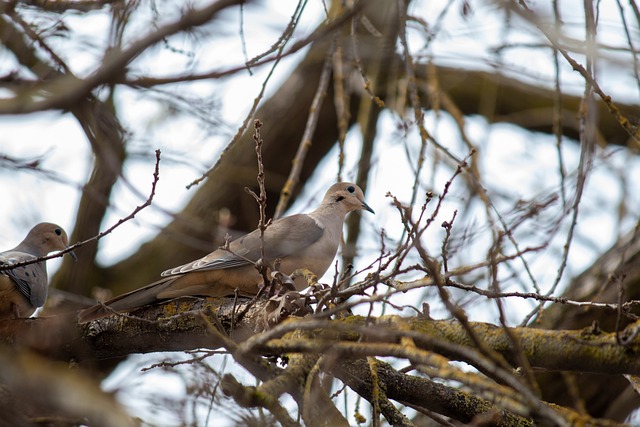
332, 358, 533, 426
183, 14, 293, 191
0, 299, 637, 423
220, 374, 299, 427
39, 307, 640, 375
244, 120, 272, 294
428, 65, 636, 147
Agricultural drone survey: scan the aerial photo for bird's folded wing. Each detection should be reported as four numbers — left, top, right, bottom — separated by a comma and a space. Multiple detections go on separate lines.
161, 214, 324, 276
0, 252, 47, 307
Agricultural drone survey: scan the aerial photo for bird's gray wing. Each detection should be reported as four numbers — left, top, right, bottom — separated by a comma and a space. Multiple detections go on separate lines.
0, 251, 47, 307
161, 214, 324, 276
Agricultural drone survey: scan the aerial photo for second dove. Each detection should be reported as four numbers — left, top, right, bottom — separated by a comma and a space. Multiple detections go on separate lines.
78, 182, 374, 323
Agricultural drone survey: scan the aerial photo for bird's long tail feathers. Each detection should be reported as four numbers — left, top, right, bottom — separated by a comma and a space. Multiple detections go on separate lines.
77, 276, 178, 324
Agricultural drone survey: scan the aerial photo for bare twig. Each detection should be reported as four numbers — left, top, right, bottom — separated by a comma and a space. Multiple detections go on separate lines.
440, 210, 457, 274
245, 0, 307, 68
0, 150, 162, 272
244, 120, 272, 294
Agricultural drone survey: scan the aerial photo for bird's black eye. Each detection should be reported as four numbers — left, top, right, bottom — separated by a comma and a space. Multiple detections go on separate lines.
54, 228, 62, 236
347, 186, 355, 193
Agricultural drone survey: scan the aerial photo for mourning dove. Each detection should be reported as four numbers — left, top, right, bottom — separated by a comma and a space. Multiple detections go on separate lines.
0, 223, 74, 320
78, 182, 374, 323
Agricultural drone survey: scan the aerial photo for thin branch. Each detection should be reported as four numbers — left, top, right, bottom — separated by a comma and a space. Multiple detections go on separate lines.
0, 150, 162, 271
244, 120, 272, 294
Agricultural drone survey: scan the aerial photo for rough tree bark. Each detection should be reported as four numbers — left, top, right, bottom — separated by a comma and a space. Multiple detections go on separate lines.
2, 292, 638, 424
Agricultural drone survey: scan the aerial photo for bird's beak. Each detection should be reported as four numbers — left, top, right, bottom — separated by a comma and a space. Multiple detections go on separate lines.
362, 202, 375, 214
67, 248, 78, 261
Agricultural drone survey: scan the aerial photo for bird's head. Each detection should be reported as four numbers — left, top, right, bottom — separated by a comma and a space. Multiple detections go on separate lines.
26, 223, 76, 259
324, 182, 375, 214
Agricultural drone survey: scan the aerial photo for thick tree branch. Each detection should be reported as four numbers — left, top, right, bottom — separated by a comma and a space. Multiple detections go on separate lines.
4, 302, 632, 425
428, 65, 636, 147
332, 358, 534, 426
1, 301, 639, 378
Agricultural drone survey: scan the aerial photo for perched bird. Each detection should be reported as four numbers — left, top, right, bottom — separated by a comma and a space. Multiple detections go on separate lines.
78, 182, 374, 323
0, 223, 74, 320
